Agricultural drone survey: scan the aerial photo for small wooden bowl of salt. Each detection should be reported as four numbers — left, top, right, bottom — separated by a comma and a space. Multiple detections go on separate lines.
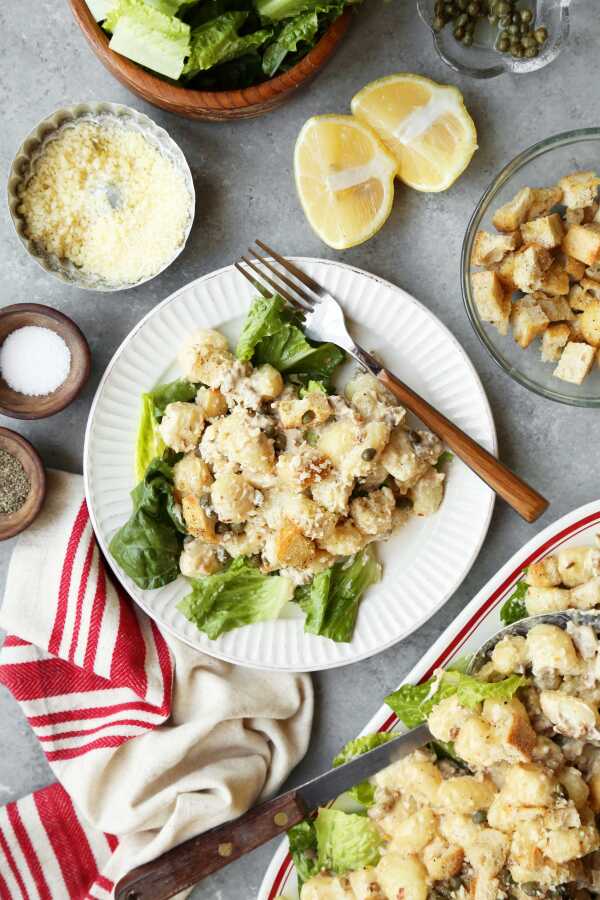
0, 304, 91, 419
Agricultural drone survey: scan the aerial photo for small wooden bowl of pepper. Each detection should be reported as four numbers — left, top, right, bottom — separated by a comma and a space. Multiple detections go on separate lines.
0, 427, 46, 541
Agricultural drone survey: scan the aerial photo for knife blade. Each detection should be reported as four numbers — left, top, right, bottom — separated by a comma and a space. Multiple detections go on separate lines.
114, 722, 432, 900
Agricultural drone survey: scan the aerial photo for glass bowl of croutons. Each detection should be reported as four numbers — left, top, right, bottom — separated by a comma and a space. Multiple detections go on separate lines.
462, 128, 600, 406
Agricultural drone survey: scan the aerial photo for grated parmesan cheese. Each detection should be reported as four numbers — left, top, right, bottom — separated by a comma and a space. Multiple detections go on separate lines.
18, 120, 191, 285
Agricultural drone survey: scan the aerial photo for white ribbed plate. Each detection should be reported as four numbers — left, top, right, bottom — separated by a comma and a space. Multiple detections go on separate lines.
84, 259, 496, 671
260, 500, 600, 899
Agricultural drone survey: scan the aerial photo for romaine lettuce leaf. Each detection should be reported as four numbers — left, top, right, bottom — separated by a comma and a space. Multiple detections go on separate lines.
134, 379, 196, 481
86, 0, 117, 21
287, 820, 319, 892
109, 458, 185, 590
500, 578, 529, 625
314, 808, 382, 874
256, 0, 351, 22
235, 294, 291, 362
135, 394, 166, 482
183, 12, 272, 78
178, 556, 293, 638
299, 378, 327, 398
262, 11, 318, 76
297, 549, 381, 642
333, 732, 393, 807
385, 670, 529, 730
106, 0, 191, 79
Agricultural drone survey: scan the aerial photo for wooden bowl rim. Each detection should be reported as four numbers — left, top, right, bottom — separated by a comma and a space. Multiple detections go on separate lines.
0, 427, 46, 541
0, 303, 92, 420
68, 0, 352, 116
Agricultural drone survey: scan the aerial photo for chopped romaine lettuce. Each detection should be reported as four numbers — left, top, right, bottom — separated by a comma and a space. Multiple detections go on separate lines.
109, 458, 185, 590
262, 11, 319, 76
236, 294, 344, 388
106, 0, 191, 79
135, 394, 166, 481
287, 820, 319, 892
435, 450, 454, 471
256, 0, 348, 21
386, 670, 529, 730
178, 556, 293, 638
297, 549, 381, 642
183, 12, 272, 78
314, 808, 382, 874
134, 378, 196, 480
86, 0, 118, 20
333, 732, 393, 807
299, 378, 327, 398
500, 578, 529, 625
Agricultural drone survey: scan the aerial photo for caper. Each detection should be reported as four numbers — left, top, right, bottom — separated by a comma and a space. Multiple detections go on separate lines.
497, 36, 510, 51
361, 447, 377, 461
520, 22, 530, 34
467, 1, 479, 14
512, 45, 524, 57
274, 432, 287, 452
435, 0, 445, 12
495, 0, 510, 13
457, 0, 469, 9
488, 13, 498, 24
461, 33, 473, 44
534, 25, 548, 43
456, 12, 469, 26
520, 6, 533, 22
215, 521, 229, 534
511, 11, 519, 22
304, 429, 318, 446
432, 14, 445, 29
453, 25, 465, 39
445, 1, 456, 13
524, 45, 538, 57
521, 885, 540, 898
499, 27, 509, 39
522, 34, 536, 47
508, 22, 519, 34
472, 809, 487, 824
499, 14, 511, 26
302, 409, 315, 424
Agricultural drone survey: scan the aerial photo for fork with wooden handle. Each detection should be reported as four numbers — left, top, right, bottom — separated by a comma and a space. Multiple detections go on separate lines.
234, 241, 548, 523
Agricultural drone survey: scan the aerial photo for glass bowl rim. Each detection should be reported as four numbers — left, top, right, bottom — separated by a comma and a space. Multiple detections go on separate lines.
461, 127, 600, 408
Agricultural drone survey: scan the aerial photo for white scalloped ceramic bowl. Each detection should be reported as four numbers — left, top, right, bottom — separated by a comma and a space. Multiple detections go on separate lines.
84, 260, 497, 671
7, 102, 195, 292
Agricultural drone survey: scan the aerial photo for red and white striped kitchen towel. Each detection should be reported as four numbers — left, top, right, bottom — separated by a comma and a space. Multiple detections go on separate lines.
0, 471, 313, 899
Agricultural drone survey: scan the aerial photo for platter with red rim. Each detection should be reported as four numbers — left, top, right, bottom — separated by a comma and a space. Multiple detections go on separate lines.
84, 258, 496, 672
259, 499, 600, 898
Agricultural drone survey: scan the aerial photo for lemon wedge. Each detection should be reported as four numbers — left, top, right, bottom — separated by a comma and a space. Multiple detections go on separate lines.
351, 74, 477, 193
294, 114, 398, 250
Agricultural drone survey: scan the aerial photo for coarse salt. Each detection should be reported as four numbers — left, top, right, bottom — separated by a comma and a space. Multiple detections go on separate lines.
0, 326, 71, 396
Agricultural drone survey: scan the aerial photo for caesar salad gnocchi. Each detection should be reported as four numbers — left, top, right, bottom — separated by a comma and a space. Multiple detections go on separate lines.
109, 294, 449, 642
293, 616, 600, 900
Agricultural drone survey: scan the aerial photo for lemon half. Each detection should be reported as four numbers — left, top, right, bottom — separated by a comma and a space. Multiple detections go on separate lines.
294, 114, 398, 250
351, 73, 478, 193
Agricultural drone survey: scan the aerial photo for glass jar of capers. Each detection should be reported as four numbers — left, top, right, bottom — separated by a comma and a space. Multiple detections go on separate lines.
432, 0, 548, 58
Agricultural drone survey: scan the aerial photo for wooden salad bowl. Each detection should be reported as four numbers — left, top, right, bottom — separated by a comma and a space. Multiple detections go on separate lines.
68, 0, 352, 121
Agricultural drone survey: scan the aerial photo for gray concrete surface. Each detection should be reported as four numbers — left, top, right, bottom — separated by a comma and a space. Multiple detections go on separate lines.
0, 1, 598, 897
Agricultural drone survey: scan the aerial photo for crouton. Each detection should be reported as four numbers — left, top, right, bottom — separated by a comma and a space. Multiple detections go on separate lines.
520, 213, 564, 249
569, 284, 596, 312
569, 315, 587, 342
495, 252, 518, 292
182, 495, 218, 543
534, 294, 574, 322
528, 185, 563, 219
580, 300, 600, 347
562, 223, 600, 266
512, 244, 553, 293
541, 323, 571, 362
511, 297, 549, 348
472, 230, 521, 267
471, 270, 510, 335
565, 208, 585, 227
558, 171, 600, 209
563, 255, 587, 281
586, 263, 600, 281
492, 187, 534, 232
579, 276, 600, 299
554, 341, 595, 384
272, 520, 316, 568
536, 261, 570, 296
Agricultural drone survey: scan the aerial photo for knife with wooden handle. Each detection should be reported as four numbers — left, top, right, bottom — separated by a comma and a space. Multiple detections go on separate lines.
114, 723, 432, 900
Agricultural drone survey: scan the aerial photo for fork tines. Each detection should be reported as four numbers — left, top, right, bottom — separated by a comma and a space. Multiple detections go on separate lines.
235, 241, 320, 314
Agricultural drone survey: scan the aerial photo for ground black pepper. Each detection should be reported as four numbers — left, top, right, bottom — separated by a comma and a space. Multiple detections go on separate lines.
0, 449, 31, 514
